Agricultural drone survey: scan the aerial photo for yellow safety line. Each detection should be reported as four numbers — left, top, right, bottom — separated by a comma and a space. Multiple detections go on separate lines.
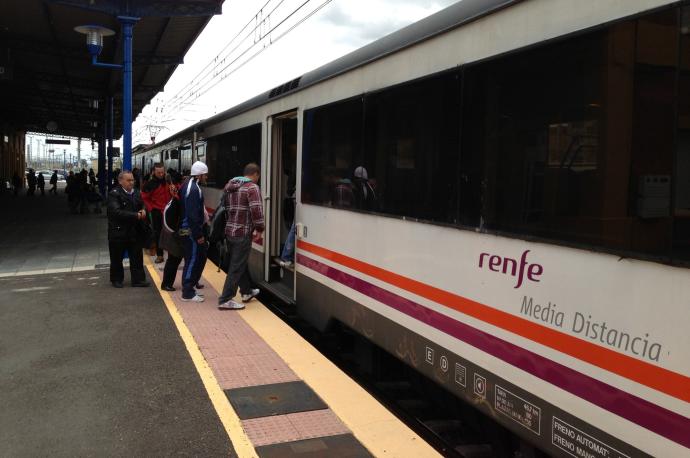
144, 258, 258, 458
202, 262, 441, 458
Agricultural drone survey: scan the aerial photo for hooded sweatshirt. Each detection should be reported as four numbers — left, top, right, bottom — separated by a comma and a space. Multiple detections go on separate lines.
224, 177, 264, 238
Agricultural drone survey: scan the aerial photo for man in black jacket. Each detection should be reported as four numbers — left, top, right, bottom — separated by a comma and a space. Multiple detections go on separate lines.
107, 171, 150, 288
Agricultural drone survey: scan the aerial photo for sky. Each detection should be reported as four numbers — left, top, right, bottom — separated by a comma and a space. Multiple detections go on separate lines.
131, 0, 459, 145
26, 0, 459, 165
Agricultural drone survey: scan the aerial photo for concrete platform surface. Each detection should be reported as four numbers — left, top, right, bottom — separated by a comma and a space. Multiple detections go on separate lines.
0, 269, 234, 457
0, 192, 110, 276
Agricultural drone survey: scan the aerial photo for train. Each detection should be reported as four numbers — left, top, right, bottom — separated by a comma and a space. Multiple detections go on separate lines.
135, 0, 690, 456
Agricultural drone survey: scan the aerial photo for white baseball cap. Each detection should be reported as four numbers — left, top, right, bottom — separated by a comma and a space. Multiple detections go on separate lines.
191, 161, 208, 176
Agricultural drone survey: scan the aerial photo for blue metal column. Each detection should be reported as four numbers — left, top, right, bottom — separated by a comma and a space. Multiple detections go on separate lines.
107, 96, 114, 189
118, 16, 139, 171
98, 116, 106, 196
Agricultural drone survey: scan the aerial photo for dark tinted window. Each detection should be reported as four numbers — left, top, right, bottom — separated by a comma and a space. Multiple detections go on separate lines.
365, 72, 461, 223
209, 124, 261, 189
302, 98, 363, 206
302, 71, 461, 223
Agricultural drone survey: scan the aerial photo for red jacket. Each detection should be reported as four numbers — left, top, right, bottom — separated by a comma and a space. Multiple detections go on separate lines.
141, 176, 169, 212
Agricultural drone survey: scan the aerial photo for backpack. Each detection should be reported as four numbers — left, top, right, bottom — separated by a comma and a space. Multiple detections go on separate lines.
208, 190, 229, 245
163, 197, 181, 232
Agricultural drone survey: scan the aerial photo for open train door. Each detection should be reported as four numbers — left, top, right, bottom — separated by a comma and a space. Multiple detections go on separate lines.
264, 111, 298, 302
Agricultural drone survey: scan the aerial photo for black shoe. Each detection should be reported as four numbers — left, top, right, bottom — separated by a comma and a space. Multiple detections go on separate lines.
195, 282, 204, 289
112, 281, 124, 288
161, 285, 175, 292
132, 281, 151, 287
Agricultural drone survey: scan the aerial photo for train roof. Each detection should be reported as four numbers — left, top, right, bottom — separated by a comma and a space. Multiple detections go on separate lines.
149, 0, 517, 147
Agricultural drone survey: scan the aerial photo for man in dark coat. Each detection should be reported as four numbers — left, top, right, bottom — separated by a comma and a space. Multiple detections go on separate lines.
26, 170, 36, 196
37, 172, 45, 196
49, 170, 58, 195
107, 170, 150, 288
11, 172, 21, 196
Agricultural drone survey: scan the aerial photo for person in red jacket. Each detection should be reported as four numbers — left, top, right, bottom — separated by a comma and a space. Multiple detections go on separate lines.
141, 163, 169, 263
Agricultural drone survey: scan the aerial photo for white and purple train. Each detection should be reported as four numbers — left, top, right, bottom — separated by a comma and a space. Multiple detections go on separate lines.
135, 1, 690, 455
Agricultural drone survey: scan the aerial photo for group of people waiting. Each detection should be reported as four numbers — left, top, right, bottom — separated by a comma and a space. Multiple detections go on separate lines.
107, 161, 265, 310
65, 169, 102, 214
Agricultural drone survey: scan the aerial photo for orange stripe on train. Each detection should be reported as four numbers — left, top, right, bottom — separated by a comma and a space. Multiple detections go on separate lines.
297, 239, 690, 403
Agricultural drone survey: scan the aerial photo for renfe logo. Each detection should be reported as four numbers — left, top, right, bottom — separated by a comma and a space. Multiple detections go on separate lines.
478, 250, 543, 289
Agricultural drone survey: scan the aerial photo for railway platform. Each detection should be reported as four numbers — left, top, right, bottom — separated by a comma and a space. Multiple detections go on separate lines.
0, 192, 437, 457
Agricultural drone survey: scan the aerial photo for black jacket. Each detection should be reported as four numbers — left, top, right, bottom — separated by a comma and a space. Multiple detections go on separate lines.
107, 186, 144, 242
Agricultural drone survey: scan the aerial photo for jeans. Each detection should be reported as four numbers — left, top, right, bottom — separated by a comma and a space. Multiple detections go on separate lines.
182, 235, 208, 299
218, 236, 253, 304
280, 222, 296, 262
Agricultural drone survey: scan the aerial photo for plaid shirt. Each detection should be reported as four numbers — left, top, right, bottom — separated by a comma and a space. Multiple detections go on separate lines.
224, 178, 265, 238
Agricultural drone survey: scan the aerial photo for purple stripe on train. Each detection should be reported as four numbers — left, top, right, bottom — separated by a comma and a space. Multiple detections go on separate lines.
297, 253, 690, 449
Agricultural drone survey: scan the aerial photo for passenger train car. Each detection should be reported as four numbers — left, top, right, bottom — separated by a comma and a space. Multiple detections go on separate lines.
134, 132, 203, 178
136, 1, 690, 455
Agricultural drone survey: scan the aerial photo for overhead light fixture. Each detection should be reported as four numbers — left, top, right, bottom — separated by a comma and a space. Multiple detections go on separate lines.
74, 25, 115, 58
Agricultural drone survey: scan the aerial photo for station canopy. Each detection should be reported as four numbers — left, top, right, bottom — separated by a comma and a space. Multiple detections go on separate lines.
0, 0, 224, 139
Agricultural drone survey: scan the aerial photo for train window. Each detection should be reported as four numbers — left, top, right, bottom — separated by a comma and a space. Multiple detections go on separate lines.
302, 73, 462, 223
674, 6, 690, 262
211, 124, 261, 189
463, 8, 680, 260
302, 97, 364, 206
364, 71, 461, 223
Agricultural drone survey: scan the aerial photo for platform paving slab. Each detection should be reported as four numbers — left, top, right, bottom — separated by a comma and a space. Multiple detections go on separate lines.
226, 381, 328, 419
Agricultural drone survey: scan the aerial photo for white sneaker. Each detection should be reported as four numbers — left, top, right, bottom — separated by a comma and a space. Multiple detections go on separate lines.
218, 300, 245, 310
181, 294, 205, 302
194, 291, 204, 297
278, 259, 292, 268
241, 288, 260, 303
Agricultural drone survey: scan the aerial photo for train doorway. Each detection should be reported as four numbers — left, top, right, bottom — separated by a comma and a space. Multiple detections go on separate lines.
265, 112, 297, 301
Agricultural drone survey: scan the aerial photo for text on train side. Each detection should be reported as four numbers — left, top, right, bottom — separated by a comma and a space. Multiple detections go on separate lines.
478, 250, 543, 289
520, 296, 662, 362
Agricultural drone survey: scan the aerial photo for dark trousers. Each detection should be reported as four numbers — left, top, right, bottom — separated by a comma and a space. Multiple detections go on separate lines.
218, 236, 253, 304
49, 184, 57, 194
38, 186, 44, 196
182, 235, 208, 299
150, 209, 164, 257
162, 254, 183, 288
109, 240, 145, 284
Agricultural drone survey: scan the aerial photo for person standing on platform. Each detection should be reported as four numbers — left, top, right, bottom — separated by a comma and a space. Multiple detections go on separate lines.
141, 163, 168, 264
37, 172, 45, 196
179, 161, 209, 302
159, 173, 184, 291
49, 170, 58, 195
12, 172, 21, 197
26, 170, 36, 196
217, 162, 264, 310
107, 171, 150, 289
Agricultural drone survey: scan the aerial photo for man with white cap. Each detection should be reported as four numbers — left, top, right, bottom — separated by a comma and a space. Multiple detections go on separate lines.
179, 161, 209, 302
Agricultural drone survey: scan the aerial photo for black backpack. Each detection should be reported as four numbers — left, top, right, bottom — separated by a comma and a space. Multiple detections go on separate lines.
208, 191, 229, 245
163, 197, 181, 232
